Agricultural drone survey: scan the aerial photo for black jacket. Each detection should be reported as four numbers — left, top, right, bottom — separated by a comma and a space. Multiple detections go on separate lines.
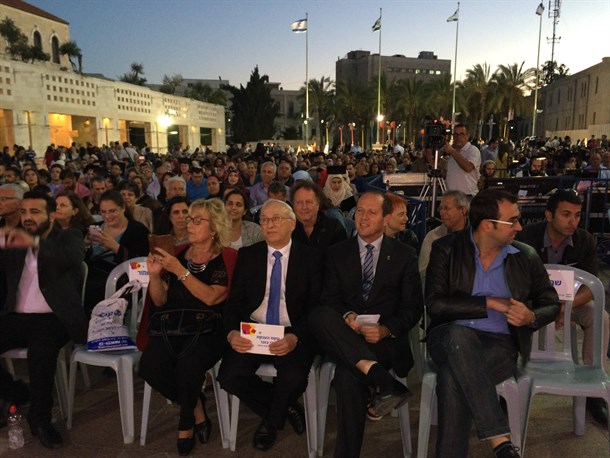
0, 226, 88, 343
425, 229, 560, 362
223, 241, 323, 345
322, 236, 423, 376
516, 221, 598, 276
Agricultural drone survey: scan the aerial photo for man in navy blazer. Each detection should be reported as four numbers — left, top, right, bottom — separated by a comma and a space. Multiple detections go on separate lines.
310, 191, 423, 457
218, 199, 323, 451
0, 192, 86, 448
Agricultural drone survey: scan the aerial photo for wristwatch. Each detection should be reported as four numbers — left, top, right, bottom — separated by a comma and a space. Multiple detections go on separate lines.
528, 311, 540, 329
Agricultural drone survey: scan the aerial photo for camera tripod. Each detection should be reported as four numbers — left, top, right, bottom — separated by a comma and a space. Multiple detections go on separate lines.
418, 148, 446, 220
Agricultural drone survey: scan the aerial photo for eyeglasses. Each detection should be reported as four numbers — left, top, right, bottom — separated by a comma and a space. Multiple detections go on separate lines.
487, 218, 522, 228
260, 216, 292, 226
185, 216, 209, 225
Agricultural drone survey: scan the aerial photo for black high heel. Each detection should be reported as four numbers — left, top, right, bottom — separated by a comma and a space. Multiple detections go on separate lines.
176, 436, 195, 456
194, 392, 212, 444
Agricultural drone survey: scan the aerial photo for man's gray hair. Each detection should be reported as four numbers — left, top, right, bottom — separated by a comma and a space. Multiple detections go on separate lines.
164, 176, 187, 190
261, 161, 277, 173
261, 199, 296, 220
443, 189, 470, 210
0, 183, 25, 200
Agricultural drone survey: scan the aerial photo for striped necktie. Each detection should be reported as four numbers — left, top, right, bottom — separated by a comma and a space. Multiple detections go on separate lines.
362, 244, 374, 302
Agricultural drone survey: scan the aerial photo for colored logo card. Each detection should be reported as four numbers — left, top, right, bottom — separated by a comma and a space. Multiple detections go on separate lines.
128, 261, 149, 286
546, 269, 575, 301
240, 322, 284, 355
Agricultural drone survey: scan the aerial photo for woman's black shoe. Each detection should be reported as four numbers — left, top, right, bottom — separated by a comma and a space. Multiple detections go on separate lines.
194, 392, 212, 443
194, 419, 211, 444
177, 436, 195, 456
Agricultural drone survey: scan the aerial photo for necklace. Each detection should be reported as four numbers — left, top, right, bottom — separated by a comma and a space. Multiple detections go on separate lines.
187, 259, 207, 273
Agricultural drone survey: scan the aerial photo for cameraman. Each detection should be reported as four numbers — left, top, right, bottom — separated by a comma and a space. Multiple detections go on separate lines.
442, 124, 481, 197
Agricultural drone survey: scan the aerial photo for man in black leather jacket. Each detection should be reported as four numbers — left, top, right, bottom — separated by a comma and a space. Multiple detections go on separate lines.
425, 189, 560, 458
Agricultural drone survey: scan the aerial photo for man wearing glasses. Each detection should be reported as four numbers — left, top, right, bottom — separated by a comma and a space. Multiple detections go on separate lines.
443, 123, 481, 197
425, 189, 560, 458
218, 199, 323, 451
517, 188, 609, 425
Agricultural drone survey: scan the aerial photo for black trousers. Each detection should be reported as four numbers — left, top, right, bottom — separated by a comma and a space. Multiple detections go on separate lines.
0, 313, 70, 429
309, 306, 398, 458
217, 343, 314, 430
138, 333, 226, 430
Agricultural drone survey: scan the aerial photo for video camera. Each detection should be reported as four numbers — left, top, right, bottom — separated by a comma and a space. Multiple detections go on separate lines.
423, 120, 449, 150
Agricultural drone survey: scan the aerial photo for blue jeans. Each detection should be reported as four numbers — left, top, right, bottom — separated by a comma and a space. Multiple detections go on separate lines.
426, 324, 517, 458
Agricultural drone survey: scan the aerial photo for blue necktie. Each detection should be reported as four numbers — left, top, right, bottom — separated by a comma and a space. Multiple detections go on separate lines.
362, 244, 374, 302
266, 251, 282, 325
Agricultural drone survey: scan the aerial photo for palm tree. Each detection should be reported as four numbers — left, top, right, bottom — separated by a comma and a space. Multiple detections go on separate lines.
59, 40, 82, 73
495, 62, 536, 121
335, 80, 375, 147
396, 78, 427, 144
119, 62, 147, 86
300, 76, 335, 144
426, 74, 453, 120
462, 63, 498, 138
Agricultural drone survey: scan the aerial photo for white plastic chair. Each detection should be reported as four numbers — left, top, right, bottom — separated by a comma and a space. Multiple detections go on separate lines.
228, 361, 318, 458
140, 360, 231, 447
67, 257, 147, 444
316, 358, 412, 457
416, 361, 529, 458
522, 264, 610, 455
416, 304, 529, 458
1, 261, 89, 419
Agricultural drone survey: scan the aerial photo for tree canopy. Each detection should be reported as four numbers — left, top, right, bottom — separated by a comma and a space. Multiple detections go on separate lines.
119, 62, 147, 86
0, 17, 50, 63
223, 66, 279, 143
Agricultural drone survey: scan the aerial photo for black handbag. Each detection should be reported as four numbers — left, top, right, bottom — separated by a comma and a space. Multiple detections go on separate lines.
148, 309, 220, 358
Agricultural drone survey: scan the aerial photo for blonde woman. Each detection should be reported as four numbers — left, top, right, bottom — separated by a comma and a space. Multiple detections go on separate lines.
139, 198, 233, 456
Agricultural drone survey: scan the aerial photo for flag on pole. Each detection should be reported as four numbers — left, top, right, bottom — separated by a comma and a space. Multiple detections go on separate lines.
291, 19, 307, 33
535, 3, 545, 15
447, 9, 459, 22
372, 16, 381, 32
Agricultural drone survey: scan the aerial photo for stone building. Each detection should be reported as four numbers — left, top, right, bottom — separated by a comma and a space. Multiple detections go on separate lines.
336, 50, 451, 88
538, 57, 610, 141
0, 0, 225, 154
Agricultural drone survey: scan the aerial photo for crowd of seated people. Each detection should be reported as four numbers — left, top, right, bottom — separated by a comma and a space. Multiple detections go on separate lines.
0, 134, 607, 456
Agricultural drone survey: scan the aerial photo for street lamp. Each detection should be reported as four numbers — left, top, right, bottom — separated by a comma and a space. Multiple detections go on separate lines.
375, 114, 384, 147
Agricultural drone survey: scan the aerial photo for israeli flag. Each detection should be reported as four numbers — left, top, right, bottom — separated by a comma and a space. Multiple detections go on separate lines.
291, 19, 307, 33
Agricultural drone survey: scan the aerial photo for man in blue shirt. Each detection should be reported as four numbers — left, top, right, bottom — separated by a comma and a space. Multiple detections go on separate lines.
186, 167, 208, 201
425, 189, 560, 458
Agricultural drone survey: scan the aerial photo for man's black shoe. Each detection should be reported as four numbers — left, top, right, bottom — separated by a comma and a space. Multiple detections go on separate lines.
372, 380, 412, 417
493, 441, 520, 458
253, 421, 277, 451
287, 402, 306, 435
586, 397, 608, 426
32, 423, 63, 449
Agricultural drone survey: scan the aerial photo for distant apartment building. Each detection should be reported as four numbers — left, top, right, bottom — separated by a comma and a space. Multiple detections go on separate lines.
0, 0, 225, 154
538, 57, 610, 141
336, 50, 451, 87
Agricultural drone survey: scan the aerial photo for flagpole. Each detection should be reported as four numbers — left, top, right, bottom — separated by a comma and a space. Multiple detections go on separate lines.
376, 7, 382, 147
305, 12, 309, 148
532, 6, 543, 136
451, 2, 460, 131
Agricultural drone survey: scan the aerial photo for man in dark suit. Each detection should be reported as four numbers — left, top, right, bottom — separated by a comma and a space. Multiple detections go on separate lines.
309, 191, 423, 457
0, 192, 87, 448
218, 199, 323, 451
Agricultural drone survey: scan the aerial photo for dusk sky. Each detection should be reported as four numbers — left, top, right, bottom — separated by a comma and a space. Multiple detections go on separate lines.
27, 0, 609, 90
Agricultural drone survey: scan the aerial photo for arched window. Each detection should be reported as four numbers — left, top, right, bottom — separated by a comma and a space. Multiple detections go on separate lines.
51, 36, 60, 64
33, 31, 42, 50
